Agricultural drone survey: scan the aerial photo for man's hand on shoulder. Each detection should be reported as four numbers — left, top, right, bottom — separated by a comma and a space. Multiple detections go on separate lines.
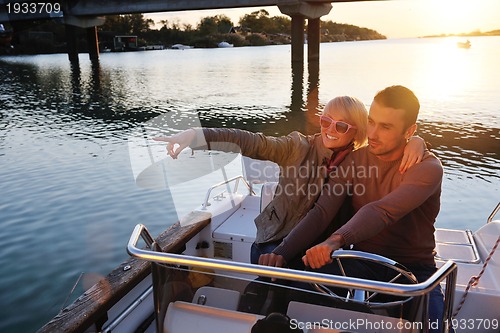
401, 150, 443, 183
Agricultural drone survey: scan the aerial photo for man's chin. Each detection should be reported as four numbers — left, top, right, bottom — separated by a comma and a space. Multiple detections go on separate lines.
368, 146, 388, 157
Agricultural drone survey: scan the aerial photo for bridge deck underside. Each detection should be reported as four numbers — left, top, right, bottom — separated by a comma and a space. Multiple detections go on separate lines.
1, 0, 380, 22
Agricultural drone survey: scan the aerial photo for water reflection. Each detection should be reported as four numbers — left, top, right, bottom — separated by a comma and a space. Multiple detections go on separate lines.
69, 61, 104, 99
290, 61, 304, 114
3, 55, 496, 177
70, 62, 83, 104
305, 60, 321, 132
65, 59, 162, 125
285, 60, 322, 134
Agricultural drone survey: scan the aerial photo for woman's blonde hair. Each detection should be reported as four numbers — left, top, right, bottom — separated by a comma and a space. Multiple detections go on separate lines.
322, 96, 368, 149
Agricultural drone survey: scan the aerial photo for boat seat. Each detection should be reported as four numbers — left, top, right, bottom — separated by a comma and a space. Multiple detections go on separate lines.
434, 228, 480, 263
192, 286, 241, 310
164, 301, 263, 333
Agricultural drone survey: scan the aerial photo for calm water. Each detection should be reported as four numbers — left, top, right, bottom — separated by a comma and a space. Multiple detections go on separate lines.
1, 36, 499, 332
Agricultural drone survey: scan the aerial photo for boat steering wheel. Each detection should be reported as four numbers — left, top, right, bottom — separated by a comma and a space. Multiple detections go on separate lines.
310, 250, 418, 308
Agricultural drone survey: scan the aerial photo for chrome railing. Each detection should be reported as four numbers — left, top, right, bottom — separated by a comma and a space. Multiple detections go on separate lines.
128, 224, 458, 333
201, 175, 254, 209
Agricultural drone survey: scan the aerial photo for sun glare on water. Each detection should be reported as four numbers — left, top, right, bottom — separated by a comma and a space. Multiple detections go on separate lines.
418, 37, 475, 104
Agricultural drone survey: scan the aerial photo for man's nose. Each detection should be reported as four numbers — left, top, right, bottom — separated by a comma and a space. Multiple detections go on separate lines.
368, 125, 377, 139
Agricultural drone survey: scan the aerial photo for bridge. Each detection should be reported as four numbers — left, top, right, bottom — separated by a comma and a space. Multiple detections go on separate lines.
0, 0, 378, 63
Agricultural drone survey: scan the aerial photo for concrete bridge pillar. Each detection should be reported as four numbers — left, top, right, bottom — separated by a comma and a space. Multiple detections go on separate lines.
308, 18, 321, 62
290, 15, 305, 64
65, 24, 79, 63
64, 15, 105, 63
278, 1, 332, 64
86, 26, 99, 62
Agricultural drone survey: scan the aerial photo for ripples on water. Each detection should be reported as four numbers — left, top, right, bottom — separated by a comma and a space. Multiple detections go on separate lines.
0, 37, 499, 332
420, 122, 499, 179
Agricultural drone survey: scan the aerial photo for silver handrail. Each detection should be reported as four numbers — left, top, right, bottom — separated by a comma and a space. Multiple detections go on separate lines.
487, 202, 500, 223
127, 224, 457, 298
201, 175, 254, 209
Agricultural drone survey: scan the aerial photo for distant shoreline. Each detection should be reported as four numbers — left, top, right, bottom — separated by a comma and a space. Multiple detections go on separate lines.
421, 29, 500, 38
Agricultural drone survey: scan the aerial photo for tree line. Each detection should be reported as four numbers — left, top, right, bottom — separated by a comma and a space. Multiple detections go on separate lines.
101, 9, 386, 48
1, 9, 386, 54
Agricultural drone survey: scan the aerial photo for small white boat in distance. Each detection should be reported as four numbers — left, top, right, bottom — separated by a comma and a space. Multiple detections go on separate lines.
218, 41, 234, 48
457, 40, 471, 48
171, 44, 193, 50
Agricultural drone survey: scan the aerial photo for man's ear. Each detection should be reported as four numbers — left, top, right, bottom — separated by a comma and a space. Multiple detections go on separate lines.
405, 123, 417, 140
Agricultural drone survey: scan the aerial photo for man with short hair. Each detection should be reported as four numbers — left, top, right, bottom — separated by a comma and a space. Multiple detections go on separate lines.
260, 85, 445, 332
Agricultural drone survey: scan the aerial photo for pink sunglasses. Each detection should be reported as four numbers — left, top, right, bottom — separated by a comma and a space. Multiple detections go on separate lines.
320, 115, 357, 134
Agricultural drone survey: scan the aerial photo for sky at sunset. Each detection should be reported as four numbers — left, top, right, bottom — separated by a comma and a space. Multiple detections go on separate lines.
145, 0, 500, 38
